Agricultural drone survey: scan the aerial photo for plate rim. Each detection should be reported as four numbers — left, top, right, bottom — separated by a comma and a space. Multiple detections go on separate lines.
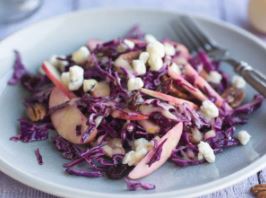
0, 7, 266, 198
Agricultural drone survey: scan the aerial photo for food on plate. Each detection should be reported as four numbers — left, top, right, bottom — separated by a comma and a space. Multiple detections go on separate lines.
9, 26, 264, 190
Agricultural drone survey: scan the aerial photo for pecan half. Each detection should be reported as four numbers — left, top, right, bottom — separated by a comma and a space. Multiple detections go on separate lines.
26, 103, 46, 122
251, 184, 266, 198
221, 86, 245, 108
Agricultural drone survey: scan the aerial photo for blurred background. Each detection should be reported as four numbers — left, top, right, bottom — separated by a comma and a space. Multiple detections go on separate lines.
0, 0, 266, 40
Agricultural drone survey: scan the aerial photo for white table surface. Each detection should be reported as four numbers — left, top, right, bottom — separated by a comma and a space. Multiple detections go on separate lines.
0, 0, 266, 197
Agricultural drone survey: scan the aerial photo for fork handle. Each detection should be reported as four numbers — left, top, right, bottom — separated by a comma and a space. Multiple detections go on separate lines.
234, 61, 266, 97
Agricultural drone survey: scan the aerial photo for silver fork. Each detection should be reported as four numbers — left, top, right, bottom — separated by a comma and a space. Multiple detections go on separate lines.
173, 15, 266, 97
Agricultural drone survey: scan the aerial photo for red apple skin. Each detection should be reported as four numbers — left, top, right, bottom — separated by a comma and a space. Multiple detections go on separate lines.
128, 122, 183, 180
167, 69, 208, 102
182, 63, 231, 110
111, 109, 149, 121
141, 88, 197, 109
49, 87, 97, 144
87, 39, 103, 51
42, 62, 76, 99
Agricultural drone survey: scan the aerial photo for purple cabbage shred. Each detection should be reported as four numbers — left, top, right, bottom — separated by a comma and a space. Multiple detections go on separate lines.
125, 178, 155, 191
8, 50, 27, 85
65, 167, 102, 178
10, 119, 52, 143
147, 138, 167, 167
34, 148, 43, 165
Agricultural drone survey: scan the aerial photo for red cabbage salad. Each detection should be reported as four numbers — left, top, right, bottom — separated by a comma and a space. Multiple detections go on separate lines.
9, 27, 264, 191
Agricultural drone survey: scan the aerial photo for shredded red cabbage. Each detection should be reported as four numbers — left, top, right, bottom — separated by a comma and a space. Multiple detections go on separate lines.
147, 138, 167, 167
8, 50, 27, 85
10, 119, 52, 143
65, 167, 103, 178
53, 136, 82, 160
34, 148, 43, 165
125, 178, 155, 191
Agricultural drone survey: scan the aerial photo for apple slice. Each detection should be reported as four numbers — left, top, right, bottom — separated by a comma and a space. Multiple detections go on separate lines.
128, 122, 183, 179
49, 87, 97, 144
141, 88, 197, 109
111, 109, 149, 121
87, 39, 103, 51
167, 67, 208, 102
91, 81, 111, 97
182, 63, 231, 109
42, 62, 76, 99
138, 120, 160, 134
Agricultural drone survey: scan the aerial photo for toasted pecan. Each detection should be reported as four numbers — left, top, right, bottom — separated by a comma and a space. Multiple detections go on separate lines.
26, 103, 46, 122
251, 184, 266, 198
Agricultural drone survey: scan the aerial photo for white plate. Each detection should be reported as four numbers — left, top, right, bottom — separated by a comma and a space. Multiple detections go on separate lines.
0, 8, 266, 198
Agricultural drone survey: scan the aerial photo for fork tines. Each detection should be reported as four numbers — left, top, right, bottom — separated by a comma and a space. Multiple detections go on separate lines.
173, 16, 216, 53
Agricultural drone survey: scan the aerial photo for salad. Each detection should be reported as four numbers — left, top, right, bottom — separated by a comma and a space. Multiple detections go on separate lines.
9, 26, 264, 190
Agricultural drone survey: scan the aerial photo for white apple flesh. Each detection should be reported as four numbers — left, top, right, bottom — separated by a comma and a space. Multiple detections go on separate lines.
49, 87, 97, 144
141, 88, 197, 109
128, 122, 183, 179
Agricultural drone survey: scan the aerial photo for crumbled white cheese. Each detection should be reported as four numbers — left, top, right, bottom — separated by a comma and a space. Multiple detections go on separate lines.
116, 43, 128, 53
237, 130, 251, 145
139, 52, 150, 63
122, 151, 136, 166
164, 43, 176, 56
69, 65, 84, 81
191, 128, 203, 143
83, 79, 98, 92
122, 149, 148, 166
127, 77, 144, 91
134, 138, 153, 151
144, 34, 157, 43
132, 59, 146, 75
148, 55, 164, 71
232, 75, 246, 89
123, 138, 153, 166
146, 41, 165, 58
61, 72, 70, 86
200, 100, 219, 119
124, 39, 135, 49
48, 55, 68, 71
68, 65, 84, 91
207, 71, 222, 84
198, 141, 215, 163
168, 62, 181, 76
114, 57, 131, 70
134, 147, 148, 161
197, 152, 204, 160
204, 130, 216, 139
72, 46, 90, 64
